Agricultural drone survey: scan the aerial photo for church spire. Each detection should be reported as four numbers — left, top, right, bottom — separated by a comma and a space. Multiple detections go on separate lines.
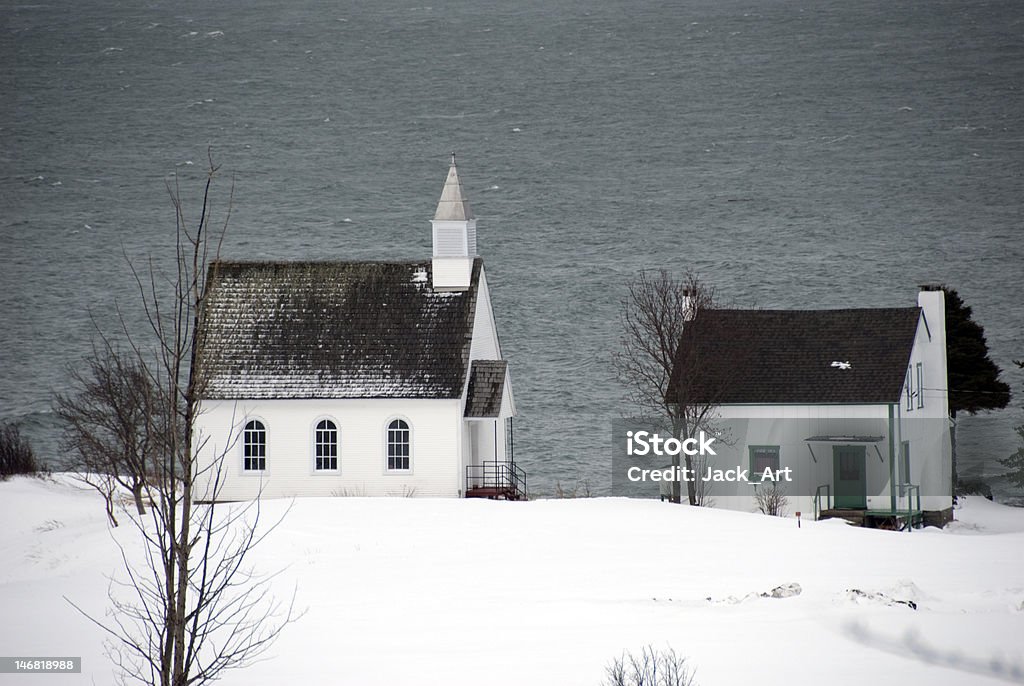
431, 153, 477, 291
433, 152, 474, 221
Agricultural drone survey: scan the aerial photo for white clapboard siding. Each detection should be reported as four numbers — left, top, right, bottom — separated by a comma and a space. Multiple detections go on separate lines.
195, 398, 463, 501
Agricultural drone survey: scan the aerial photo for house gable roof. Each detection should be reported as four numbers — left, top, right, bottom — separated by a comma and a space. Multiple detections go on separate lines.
671, 307, 922, 405
197, 258, 482, 399
464, 360, 507, 418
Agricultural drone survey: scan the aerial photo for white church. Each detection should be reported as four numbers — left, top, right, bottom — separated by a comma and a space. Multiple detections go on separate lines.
192, 158, 523, 501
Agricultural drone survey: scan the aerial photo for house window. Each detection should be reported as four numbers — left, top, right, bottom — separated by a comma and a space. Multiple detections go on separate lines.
315, 419, 338, 471
749, 446, 780, 480
899, 441, 911, 486
905, 369, 913, 411
386, 419, 411, 471
243, 419, 266, 471
916, 363, 924, 409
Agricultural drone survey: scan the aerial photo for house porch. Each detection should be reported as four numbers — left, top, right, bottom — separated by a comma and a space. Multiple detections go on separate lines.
817, 507, 924, 530
463, 417, 527, 500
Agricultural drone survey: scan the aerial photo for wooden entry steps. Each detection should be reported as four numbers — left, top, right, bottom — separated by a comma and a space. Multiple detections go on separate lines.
465, 485, 524, 501
465, 461, 528, 501
820, 508, 924, 530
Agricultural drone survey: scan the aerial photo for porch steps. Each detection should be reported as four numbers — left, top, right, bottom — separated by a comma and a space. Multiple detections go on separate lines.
465, 461, 528, 501
820, 508, 924, 530
819, 509, 868, 527
465, 486, 524, 501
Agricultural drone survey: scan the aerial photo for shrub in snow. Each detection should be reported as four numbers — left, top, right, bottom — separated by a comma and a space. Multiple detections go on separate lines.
555, 477, 594, 498
0, 421, 39, 479
754, 482, 788, 517
604, 646, 697, 686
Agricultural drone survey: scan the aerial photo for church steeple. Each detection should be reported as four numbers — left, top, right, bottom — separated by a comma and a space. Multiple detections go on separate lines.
433, 153, 474, 222
431, 154, 477, 291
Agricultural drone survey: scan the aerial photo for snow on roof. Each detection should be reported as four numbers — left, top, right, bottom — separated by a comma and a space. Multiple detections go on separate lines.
196, 259, 482, 399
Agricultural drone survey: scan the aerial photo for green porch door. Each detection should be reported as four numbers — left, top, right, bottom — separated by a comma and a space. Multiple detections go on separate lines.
833, 446, 867, 509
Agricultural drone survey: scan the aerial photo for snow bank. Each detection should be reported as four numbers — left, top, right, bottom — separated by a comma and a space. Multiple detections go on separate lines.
1, 477, 1022, 685
946, 495, 1024, 535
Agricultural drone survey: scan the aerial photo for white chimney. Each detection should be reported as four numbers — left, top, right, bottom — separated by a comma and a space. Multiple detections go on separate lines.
917, 285, 949, 416
681, 287, 695, 321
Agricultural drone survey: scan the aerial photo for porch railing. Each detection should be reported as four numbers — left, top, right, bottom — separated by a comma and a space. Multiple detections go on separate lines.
465, 461, 528, 501
902, 484, 922, 531
813, 484, 832, 521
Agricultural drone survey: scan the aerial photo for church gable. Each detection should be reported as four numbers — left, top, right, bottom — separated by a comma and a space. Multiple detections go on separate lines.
197, 258, 482, 400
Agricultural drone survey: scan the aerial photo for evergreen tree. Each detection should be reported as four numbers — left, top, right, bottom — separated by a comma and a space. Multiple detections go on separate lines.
941, 286, 1011, 496
943, 287, 1011, 416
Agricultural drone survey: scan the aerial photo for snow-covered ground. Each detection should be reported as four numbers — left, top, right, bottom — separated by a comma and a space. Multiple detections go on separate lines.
1, 475, 1022, 685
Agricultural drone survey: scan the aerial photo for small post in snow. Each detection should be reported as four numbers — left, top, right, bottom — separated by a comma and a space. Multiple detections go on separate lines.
796, 511, 801, 529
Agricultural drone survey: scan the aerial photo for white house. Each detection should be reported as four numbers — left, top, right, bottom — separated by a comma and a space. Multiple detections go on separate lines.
668, 287, 953, 528
192, 159, 522, 501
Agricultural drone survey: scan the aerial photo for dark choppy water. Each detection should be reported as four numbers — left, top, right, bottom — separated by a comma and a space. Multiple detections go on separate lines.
2, 0, 1022, 499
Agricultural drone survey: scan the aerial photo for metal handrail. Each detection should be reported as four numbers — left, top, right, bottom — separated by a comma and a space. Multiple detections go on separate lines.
466, 461, 527, 500
510, 462, 528, 499
903, 484, 922, 531
813, 484, 832, 521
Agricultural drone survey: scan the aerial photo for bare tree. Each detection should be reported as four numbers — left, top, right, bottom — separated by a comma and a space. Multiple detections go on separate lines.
55, 346, 158, 521
614, 270, 719, 505
690, 453, 714, 508
68, 155, 297, 686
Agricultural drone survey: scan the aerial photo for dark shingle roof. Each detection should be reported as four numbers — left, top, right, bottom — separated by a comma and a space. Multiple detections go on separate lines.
197, 259, 481, 399
464, 360, 507, 418
671, 307, 922, 405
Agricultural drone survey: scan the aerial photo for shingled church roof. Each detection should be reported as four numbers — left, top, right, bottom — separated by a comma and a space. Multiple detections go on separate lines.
196, 258, 482, 399
670, 307, 922, 405
464, 360, 507, 418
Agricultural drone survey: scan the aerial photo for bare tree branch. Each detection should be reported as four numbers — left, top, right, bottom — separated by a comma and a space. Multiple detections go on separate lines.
55, 345, 159, 520
613, 270, 724, 505
64, 155, 298, 686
